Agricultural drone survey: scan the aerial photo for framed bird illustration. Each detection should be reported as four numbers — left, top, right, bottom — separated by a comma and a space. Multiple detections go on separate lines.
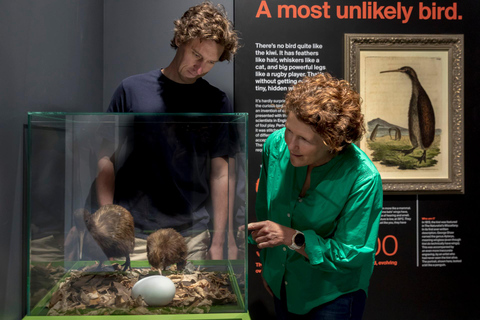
345, 34, 464, 194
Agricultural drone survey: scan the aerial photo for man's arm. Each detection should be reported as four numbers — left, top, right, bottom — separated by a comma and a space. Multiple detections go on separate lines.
96, 81, 127, 206
208, 156, 230, 260
96, 155, 115, 206
227, 157, 238, 259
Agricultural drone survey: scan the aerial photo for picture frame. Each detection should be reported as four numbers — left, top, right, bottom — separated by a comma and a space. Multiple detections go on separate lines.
344, 34, 464, 194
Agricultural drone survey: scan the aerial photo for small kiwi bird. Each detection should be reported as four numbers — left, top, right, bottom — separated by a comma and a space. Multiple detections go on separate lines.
380, 66, 436, 163
147, 228, 188, 274
83, 204, 135, 271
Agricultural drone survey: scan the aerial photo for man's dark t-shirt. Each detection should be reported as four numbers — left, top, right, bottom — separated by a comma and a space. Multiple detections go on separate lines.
106, 69, 233, 238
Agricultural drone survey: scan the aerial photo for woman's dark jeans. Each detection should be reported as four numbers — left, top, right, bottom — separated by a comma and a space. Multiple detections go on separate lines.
274, 284, 367, 320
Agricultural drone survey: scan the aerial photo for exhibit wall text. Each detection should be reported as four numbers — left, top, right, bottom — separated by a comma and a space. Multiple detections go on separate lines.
256, 1, 462, 24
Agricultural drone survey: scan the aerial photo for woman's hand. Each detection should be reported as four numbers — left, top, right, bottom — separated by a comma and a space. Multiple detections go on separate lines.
247, 220, 295, 249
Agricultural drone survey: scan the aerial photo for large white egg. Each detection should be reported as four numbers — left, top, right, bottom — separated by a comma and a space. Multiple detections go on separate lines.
131, 275, 176, 306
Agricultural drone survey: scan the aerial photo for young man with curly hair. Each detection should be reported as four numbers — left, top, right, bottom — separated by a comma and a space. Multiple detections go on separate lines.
93, 2, 240, 261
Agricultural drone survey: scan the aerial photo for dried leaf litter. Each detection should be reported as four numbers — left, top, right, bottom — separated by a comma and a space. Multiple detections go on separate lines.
33, 264, 238, 316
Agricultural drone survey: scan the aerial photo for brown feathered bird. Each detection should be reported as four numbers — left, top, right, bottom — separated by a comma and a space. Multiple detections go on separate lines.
147, 228, 188, 274
83, 204, 135, 271
381, 66, 436, 163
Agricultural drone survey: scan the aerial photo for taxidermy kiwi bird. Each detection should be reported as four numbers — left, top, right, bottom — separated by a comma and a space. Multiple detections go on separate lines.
380, 66, 436, 163
147, 228, 188, 274
83, 204, 135, 271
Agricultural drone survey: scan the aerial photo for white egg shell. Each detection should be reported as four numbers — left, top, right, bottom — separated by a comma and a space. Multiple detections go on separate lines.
131, 275, 176, 306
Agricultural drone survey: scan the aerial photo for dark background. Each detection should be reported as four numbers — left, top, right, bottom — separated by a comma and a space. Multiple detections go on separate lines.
0, 0, 478, 319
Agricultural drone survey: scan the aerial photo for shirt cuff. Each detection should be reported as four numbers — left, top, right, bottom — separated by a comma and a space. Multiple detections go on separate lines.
303, 229, 325, 265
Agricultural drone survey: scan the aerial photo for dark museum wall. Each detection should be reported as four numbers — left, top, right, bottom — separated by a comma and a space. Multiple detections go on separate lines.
0, 0, 479, 319
0, 1, 103, 319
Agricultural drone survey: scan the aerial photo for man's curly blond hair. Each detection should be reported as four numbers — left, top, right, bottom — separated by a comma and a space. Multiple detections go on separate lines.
170, 1, 239, 62
284, 73, 366, 153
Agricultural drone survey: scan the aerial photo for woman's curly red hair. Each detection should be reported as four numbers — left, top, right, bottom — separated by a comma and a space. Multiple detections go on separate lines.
284, 73, 365, 153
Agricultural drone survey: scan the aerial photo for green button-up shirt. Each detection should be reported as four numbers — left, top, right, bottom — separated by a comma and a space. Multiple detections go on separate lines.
252, 128, 383, 315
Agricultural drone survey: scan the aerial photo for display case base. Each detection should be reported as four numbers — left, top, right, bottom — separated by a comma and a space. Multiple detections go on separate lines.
27, 260, 247, 318
24, 312, 251, 320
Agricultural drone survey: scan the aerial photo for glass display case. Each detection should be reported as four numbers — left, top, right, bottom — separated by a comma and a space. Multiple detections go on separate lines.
25, 112, 249, 319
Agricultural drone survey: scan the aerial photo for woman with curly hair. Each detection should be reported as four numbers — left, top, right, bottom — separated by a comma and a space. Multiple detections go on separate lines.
248, 73, 383, 319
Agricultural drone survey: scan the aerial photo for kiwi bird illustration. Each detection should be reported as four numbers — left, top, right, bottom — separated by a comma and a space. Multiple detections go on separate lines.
83, 204, 135, 271
381, 66, 436, 163
147, 228, 188, 274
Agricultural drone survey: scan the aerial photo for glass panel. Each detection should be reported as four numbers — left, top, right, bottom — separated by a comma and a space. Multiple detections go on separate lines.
27, 112, 248, 316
